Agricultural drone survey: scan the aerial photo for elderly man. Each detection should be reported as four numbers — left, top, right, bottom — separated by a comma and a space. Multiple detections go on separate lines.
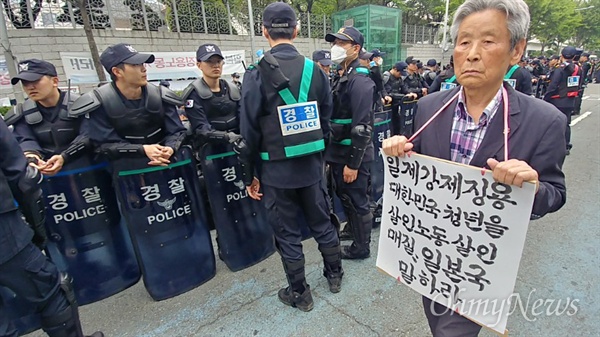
383, 0, 567, 336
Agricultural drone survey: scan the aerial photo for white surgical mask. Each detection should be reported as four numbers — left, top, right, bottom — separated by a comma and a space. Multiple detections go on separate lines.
330, 45, 348, 64
375, 58, 383, 66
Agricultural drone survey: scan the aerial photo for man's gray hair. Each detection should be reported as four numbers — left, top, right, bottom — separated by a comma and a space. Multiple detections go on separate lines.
450, 0, 530, 50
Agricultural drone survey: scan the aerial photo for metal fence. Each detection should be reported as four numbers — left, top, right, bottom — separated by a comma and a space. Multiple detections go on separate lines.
2, 0, 436, 44
1, 0, 333, 38
402, 24, 440, 45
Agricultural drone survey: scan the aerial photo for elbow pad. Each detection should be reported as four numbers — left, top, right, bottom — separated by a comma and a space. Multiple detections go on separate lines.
347, 124, 372, 170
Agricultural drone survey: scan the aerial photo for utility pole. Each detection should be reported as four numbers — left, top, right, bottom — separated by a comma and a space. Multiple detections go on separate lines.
441, 0, 450, 66
247, 0, 256, 63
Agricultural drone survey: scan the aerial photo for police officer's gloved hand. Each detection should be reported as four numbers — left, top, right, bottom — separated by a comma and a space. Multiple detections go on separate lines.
227, 132, 242, 144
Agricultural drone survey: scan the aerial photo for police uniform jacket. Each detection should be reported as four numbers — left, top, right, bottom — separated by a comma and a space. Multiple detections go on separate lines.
429, 67, 456, 93
184, 79, 240, 136
82, 83, 186, 156
544, 61, 580, 108
325, 58, 375, 165
0, 120, 34, 264
508, 67, 533, 96
240, 43, 333, 189
10, 90, 88, 161
402, 72, 428, 98
413, 83, 566, 219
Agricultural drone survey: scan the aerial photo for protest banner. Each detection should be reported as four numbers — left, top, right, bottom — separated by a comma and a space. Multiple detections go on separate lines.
376, 152, 536, 335
60, 50, 246, 84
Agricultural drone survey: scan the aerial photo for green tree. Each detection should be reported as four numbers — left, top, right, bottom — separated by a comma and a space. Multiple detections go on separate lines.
573, 0, 600, 51
526, 0, 582, 52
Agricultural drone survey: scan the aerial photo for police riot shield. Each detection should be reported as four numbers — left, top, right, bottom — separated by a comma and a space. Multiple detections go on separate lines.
370, 108, 392, 228
0, 286, 41, 335
199, 143, 275, 272
115, 146, 216, 301
42, 158, 140, 306
399, 99, 418, 138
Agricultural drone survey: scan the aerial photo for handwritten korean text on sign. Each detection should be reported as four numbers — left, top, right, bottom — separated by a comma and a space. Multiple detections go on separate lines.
376, 152, 535, 334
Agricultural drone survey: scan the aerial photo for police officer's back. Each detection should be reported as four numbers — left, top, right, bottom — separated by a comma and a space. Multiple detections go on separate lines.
544, 46, 580, 154
71, 44, 186, 167
6, 59, 90, 175
505, 58, 533, 95
429, 56, 457, 93
0, 119, 103, 337
239, 2, 342, 312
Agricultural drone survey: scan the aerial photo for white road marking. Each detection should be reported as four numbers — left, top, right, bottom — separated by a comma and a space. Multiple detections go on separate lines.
582, 95, 590, 100
571, 111, 594, 126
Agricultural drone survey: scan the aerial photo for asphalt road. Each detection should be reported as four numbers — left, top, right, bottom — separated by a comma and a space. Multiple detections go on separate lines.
25, 84, 600, 337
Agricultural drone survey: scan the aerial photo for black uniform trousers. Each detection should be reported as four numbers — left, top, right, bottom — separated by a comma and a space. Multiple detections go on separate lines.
0, 212, 68, 337
330, 162, 371, 216
262, 179, 339, 262
556, 106, 573, 150
423, 297, 482, 337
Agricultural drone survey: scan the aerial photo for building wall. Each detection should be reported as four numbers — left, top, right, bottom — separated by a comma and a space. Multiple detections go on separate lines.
5, 28, 454, 98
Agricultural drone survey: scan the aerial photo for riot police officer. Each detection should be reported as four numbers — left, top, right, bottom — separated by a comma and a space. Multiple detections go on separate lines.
505, 56, 533, 95
384, 61, 416, 136
239, 2, 342, 312
325, 26, 375, 260
312, 49, 333, 77
403, 56, 428, 97
422, 59, 438, 86
544, 46, 580, 155
0, 119, 103, 337
231, 73, 242, 91
429, 55, 457, 93
71, 43, 186, 166
183, 43, 241, 145
6, 59, 89, 175
581, 53, 592, 84
573, 50, 589, 116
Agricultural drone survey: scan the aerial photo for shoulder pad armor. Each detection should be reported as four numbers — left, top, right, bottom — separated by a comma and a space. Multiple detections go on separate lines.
160, 86, 185, 106
225, 80, 241, 101
191, 78, 213, 100
3, 104, 23, 125
180, 81, 197, 101
24, 110, 43, 124
66, 92, 81, 106
69, 91, 101, 118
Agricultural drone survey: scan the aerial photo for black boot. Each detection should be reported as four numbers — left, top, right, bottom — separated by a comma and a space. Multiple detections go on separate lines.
278, 258, 314, 312
338, 221, 354, 241
341, 213, 372, 260
42, 274, 104, 337
319, 245, 344, 293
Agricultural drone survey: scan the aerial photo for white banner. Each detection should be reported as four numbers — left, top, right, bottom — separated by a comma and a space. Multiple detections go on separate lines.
376, 152, 536, 335
60, 51, 246, 84
0, 57, 12, 89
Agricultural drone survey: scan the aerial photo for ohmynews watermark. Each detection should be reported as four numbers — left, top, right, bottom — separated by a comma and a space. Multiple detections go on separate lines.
431, 288, 580, 326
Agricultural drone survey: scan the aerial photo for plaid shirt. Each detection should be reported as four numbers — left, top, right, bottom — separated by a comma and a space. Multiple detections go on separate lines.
450, 87, 503, 164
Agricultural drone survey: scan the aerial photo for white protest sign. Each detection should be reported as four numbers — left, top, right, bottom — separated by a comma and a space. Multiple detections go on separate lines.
60, 50, 246, 84
376, 152, 536, 335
